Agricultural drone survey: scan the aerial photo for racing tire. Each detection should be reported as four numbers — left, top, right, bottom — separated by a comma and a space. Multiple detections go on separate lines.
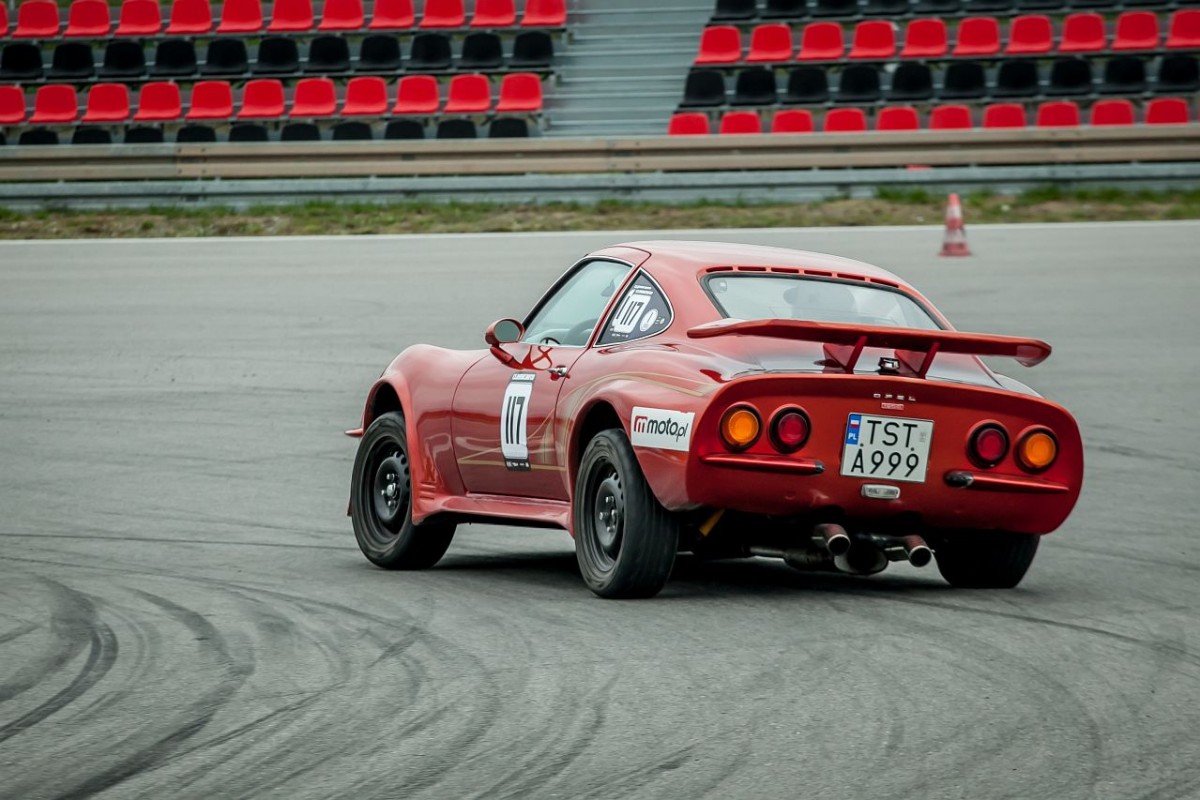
574, 429, 680, 599
934, 531, 1039, 589
351, 412, 455, 570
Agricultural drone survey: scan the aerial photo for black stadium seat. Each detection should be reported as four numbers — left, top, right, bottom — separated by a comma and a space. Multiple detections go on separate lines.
965, 0, 1012, 11
100, 41, 146, 79
49, 43, 95, 80
785, 65, 830, 103
358, 36, 402, 72
72, 127, 113, 145
1069, 0, 1115, 8
19, 129, 60, 146
153, 40, 198, 77
385, 120, 426, 139
1017, 0, 1062, 9
203, 39, 250, 76
461, 32, 504, 69
888, 62, 934, 100
437, 119, 477, 138
837, 64, 881, 102
1100, 56, 1146, 94
681, 69, 727, 107
762, 0, 807, 18
125, 127, 166, 144
489, 118, 530, 138
1047, 57, 1093, 96
307, 36, 352, 73
332, 121, 373, 140
915, 0, 958, 12
941, 61, 987, 99
864, 0, 908, 14
812, 0, 857, 16
1157, 55, 1199, 93
177, 125, 217, 143
256, 37, 301, 74
1, 43, 43, 80
511, 31, 554, 69
410, 33, 453, 70
733, 67, 778, 105
995, 60, 1040, 97
281, 122, 322, 141
229, 123, 269, 142
713, 0, 757, 21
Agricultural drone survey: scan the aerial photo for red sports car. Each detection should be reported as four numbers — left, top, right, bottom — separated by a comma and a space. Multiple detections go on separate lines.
348, 241, 1083, 598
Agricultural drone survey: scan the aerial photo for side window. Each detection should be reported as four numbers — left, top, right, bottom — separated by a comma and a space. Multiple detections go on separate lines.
597, 274, 673, 346
523, 259, 631, 347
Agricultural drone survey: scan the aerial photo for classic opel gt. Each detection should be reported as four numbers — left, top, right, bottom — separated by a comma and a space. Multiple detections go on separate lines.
348, 241, 1083, 598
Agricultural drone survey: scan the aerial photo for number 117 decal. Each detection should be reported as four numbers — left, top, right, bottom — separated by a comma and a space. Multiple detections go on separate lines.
501, 373, 535, 471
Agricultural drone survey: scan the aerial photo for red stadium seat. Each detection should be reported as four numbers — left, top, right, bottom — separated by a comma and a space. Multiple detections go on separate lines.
798, 22, 845, 60
1113, 12, 1159, 52
218, 0, 262, 32
771, 109, 814, 133
472, 0, 515, 27
901, 19, 948, 58
134, 82, 182, 121
393, 75, 440, 114
1006, 15, 1053, 55
186, 80, 233, 119
824, 107, 866, 132
13, 0, 60, 38
1146, 97, 1191, 125
421, 0, 464, 28
82, 83, 130, 122
116, 0, 162, 35
496, 73, 543, 112
341, 76, 389, 115
1036, 100, 1080, 127
166, 0, 212, 33
748, 24, 794, 62
319, 0, 363, 30
876, 105, 919, 130
1088, 99, 1134, 126
983, 103, 1027, 128
369, 0, 414, 29
930, 104, 972, 129
0, 5, 7, 35
696, 26, 742, 64
291, 77, 337, 116
30, 84, 78, 123
1059, 13, 1105, 53
444, 73, 492, 113
65, 0, 112, 36
668, 112, 711, 135
0, 86, 27, 125
1167, 10, 1200, 49
849, 20, 896, 60
719, 110, 763, 134
238, 78, 285, 118
522, 0, 565, 27
268, 0, 313, 31
953, 17, 1000, 57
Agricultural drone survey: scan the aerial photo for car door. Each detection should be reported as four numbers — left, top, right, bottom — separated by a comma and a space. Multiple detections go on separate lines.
452, 258, 635, 500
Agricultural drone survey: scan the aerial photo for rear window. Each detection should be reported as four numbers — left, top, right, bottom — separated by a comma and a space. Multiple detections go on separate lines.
703, 274, 942, 330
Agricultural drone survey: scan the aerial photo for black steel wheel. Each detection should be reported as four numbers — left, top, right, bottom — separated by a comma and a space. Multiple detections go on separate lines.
933, 530, 1040, 589
351, 411, 455, 569
574, 429, 679, 599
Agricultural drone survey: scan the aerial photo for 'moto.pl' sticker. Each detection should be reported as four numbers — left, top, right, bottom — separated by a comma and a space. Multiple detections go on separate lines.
630, 407, 694, 452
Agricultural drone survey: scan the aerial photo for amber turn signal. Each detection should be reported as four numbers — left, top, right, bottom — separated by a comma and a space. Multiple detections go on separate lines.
1016, 429, 1058, 473
720, 406, 761, 451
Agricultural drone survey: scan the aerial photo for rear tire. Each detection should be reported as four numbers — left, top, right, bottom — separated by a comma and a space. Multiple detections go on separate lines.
351, 412, 455, 570
934, 530, 1039, 589
574, 429, 679, 599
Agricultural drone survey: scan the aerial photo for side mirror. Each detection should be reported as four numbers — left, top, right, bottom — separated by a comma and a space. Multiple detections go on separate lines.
485, 318, 524, 346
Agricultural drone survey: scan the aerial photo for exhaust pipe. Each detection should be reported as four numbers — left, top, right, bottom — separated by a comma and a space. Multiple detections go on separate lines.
749, 546, 833, 571
902, 535, 933, 568
812, 523, 852, 557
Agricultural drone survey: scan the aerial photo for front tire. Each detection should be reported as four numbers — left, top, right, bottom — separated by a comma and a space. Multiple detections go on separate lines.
351, 412, 455, 569
934, 530, 1039, 588
574, 429, 679, 599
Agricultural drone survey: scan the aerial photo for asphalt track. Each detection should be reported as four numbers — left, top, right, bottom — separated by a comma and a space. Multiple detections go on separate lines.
2, 222, 1199, 800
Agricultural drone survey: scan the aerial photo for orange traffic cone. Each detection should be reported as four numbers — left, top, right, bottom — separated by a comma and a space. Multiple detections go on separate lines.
939, 193, 972, 257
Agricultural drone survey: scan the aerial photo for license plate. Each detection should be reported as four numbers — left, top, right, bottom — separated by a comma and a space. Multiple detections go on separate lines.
840, 413, 934, 484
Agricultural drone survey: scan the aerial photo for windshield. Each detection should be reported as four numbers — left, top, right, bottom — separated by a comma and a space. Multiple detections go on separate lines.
704, 274, 942, 330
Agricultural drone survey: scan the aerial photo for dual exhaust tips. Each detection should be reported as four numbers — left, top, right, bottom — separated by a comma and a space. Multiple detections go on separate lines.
750, 523, 933, 575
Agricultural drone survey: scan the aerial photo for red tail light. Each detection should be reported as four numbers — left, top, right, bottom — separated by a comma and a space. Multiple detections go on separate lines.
770, 407, 811, 453
968, 423, 1009, 468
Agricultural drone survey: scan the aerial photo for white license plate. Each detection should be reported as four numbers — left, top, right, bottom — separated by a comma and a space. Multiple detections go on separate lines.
840, 413, 934, 484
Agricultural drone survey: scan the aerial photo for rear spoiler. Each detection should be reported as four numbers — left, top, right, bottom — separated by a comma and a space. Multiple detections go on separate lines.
687, 319, 1051, 377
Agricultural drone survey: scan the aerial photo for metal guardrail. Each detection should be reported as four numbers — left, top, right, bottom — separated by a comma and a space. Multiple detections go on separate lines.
1, 127, 1199, 182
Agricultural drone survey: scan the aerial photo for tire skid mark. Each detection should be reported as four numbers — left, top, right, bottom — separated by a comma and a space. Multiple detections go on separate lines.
49, 589, 255, 800
0, 579, 118, 742
0, 532, 345, 551
0, 620, 39, 647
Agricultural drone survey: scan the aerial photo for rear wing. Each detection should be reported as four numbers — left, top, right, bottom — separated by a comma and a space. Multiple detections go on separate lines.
687, 319, 1051, 377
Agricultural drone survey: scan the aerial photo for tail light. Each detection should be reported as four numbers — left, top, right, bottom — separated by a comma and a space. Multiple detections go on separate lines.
720, 405, 761, 451
770, 407, 811, 453
968, 423, 1009, 468
1016, 428, 1057, 473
